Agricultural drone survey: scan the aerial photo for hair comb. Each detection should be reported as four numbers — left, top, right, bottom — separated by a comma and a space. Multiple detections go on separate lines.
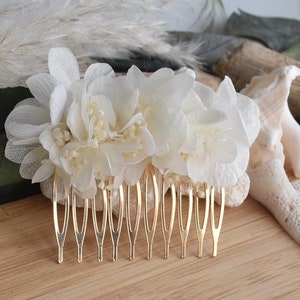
52, 165, 225, 263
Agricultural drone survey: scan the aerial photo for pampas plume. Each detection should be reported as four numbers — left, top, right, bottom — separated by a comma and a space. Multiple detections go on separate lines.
0, 0, 221, 88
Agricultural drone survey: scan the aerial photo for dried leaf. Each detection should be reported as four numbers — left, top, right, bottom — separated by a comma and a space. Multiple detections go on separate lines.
226, 10, 300, 52
284, 43, 300, 61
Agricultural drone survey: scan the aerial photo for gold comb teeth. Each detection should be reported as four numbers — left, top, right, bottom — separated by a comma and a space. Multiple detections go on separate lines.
210, 187, 225, 257
72, 188, 88, 263
91, 188, 107, 262
161, 179, 176, 259
52, 169, 226, 263
107, 180, 124, 262
125, 181, 141, 261
195, 183, 210, 258
143, 165, 159, 260
53, 172, 69, 264
177, 182, 193, 259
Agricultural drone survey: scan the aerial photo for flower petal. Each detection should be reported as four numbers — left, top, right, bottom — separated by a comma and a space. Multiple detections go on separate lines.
193, 81, 215, 108
153, 150, 188, 177
98, 144, 123, 176
12, 137, 40, 145
75, 182, 97, 199
105, 76, 138, 128
149, 68, 175, 81
7, 123, 48, 139
186, 152, 204, 183
223, 106, 251, 147
91, 95, 116, 127
48, 47, 80, 88
186, 141, 249, 187
50, 84, 67, 125
127, 65, 146, 87
39, 128, 60, 164
141, 127, 156, 156
84, 63, 114, 86
120, 112, 143, 132
32, 159, 55, 183
15, 98, 41, 108
147, 109, 184, 147
153, 73, 193, 107
206, 138, 237, 164
215, 76, 237, 109
22, 146, 48, 164
72, 155, 95, 192
197, 109, 227, 125
5, 140, 40, 163
5, 104, 49, 127
93, 149, 114, 179
59, 141, 86, 175
67, 102, 88, 141
26, 73, 57, 107
236, 93, 260, 145
20, 157, 44, 180
123, 159, 150, 186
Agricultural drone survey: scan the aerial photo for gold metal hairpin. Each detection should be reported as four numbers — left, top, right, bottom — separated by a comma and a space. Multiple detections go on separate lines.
143, 165, 159, 260
195, 183, 210, 257
52, 169, 226, 263
177, 182, 193, 258
72, 188, 89, 263
91, 188, 107, 262
53, 172, 70, 264
107, 180, 124, 261
125, 181, 141, 261
210, 186, 225, 257
161, 179, 176, 259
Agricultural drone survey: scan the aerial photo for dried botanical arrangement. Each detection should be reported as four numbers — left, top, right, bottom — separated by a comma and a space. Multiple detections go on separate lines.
4, 47, 259, 262
3, 0, 300, 263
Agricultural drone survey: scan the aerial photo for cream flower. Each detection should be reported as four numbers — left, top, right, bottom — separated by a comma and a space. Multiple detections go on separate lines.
122, 65, 194, 183
180, 76, 260, 187
5, 47, 156, 196
5, 48, 259, 197
150, 70, 260, 187
126, 66, 193, 155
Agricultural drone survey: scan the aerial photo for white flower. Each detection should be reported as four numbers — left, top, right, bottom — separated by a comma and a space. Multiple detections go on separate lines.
5, 47, 156, 196
5, 47, 260, 197
126, 66, 194, 154
150, 70, 260, 187
123, 66, 194, 182
181, 76, 260, 187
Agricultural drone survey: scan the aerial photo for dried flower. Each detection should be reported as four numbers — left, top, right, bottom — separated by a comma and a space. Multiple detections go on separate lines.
5, 47, 260, 198
6, 48, 154, 196
172, 73, 260, 187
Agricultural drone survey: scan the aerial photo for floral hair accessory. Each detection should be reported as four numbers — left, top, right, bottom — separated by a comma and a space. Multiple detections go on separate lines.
4, 47, 260, 262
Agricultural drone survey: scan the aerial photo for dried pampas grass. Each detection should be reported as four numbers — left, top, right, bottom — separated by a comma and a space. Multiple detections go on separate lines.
0, 0, 210, 88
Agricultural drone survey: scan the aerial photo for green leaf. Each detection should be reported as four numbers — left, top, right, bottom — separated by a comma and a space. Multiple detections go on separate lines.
0, 87, 40, 204
0, 87, 32, 131
0, 133, 40, 204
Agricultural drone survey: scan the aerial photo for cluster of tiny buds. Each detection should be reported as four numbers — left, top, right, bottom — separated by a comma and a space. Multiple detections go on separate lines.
52, 127, 71, 147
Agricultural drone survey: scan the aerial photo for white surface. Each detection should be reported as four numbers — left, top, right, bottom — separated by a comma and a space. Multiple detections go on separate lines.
164, 0, 300, 32
223, 0, 300, 20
